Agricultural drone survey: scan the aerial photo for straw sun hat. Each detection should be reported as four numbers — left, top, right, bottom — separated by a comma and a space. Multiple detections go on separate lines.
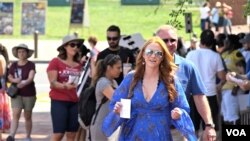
57, 34, 84, 51
12, 43, 34, 58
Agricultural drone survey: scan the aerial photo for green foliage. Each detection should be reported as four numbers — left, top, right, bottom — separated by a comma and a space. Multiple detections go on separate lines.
166, 0, 188, 29
244, 2, 250, 17
1, 0, 201, 41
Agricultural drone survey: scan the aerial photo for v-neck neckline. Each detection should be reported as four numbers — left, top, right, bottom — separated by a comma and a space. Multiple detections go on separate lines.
140, 81, 160, 103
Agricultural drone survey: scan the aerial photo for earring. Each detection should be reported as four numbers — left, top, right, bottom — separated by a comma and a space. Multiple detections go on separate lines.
142, 61, 145, 65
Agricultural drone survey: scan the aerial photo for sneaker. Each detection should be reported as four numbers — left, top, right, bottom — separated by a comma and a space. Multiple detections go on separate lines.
6, 136, 15, 141
24, 137, 32, 141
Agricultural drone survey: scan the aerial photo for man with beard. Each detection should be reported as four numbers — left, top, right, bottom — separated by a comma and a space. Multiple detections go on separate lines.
97, 25, 135, 84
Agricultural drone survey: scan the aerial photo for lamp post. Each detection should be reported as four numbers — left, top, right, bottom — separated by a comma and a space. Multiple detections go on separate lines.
34, 30, 39, 58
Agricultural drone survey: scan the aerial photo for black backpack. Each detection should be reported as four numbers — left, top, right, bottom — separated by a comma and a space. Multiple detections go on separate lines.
78, 84, 108, 129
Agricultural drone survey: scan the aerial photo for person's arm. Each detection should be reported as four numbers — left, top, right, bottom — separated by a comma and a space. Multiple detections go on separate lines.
102, 85, 115, 100
102, 73, 133, 137
193, 95, 216, 141
171, 79, 197, 141
216, 70, 226, 94
0, 60, 3, 76
193, 95, 213, 124
0, 55, 6, 76
97, 77, 116, 100
216, 71, 226, 91
238, 81, 250, 91
17, 62, 36, 88
47, 70, 63, 89
47, 70, 75, 90
47, 58, 76, 90
17, 70, 35, 88
188, 61, 216, 141
188, 62, 213, 125
8, 63, 21, 84
222, 3, 232, 11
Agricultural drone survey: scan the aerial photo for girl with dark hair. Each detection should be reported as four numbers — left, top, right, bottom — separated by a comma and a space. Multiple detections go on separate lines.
216, 33, 227, 53
89, 54, 122, 141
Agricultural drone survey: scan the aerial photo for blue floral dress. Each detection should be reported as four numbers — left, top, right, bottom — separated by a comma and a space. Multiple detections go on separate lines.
102, 72, 197, 141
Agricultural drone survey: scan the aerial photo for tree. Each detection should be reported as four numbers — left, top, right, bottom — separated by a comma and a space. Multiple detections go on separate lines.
244, 1, 250, 17
165, 0, 188, 29
161, 0, 199, 29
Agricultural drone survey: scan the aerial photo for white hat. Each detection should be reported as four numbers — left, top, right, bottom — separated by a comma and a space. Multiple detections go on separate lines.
12, 44, 34, 58
57, 34, 84, 51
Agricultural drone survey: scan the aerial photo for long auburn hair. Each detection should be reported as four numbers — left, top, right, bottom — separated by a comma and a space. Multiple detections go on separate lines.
128, 36, 178, 102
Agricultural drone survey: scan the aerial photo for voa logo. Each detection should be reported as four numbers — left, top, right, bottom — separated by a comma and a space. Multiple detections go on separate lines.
226, 129, 246, 136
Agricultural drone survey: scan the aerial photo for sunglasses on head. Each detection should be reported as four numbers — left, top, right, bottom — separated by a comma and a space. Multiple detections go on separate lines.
107, 36, 119, 41
162, 38, 176, 43
144, 48, 163, 58
68, 42, 81, 48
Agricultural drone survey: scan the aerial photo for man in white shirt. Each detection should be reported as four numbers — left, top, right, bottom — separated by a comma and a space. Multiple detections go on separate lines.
186, 29, 226, 140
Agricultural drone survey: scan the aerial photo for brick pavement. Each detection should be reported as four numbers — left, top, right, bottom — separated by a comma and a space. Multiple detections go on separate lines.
2, 94, 53, 141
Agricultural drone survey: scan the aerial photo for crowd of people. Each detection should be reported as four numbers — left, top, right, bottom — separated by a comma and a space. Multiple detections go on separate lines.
0, 2, 249, 141
199, 1, 233, 35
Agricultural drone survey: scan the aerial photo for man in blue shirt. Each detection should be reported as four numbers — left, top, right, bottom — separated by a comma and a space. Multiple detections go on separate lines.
155, 25, 216, 141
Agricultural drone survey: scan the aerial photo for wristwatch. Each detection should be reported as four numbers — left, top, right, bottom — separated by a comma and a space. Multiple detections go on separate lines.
205, 123, 215, 128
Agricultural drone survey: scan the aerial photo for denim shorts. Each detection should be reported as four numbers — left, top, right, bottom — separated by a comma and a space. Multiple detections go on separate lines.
51, 100, 79, 133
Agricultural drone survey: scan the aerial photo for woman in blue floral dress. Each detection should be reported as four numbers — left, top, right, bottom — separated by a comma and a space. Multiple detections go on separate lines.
102, 36, 197, 141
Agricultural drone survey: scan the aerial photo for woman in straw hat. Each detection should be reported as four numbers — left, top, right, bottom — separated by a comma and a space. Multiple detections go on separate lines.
6, 44, 36, 141
47, 34, 84, 141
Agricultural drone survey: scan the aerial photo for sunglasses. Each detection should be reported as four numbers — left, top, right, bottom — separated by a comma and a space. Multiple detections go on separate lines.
162, 38, 176, 43
144, 49, 163, 58
107, 36, 119, 41
68, 42, 81, 48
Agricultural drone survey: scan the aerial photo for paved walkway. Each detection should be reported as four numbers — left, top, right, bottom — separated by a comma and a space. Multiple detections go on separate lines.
0, 24, 249, 62
2, 93, 52, 141
0, 39, 108, 62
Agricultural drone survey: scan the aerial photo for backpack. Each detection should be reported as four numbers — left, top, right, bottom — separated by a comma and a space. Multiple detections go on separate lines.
78, 84, 108, 129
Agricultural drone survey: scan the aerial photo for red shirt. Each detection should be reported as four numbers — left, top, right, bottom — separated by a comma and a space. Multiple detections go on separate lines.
47, 58, 82, 102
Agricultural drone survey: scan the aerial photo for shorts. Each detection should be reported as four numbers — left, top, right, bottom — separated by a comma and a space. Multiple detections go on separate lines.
51, 100, 79, 133
11, 95, 36, 111
213, 22, 219, 31
221, 89, 240, 122
218, 17, 224, 27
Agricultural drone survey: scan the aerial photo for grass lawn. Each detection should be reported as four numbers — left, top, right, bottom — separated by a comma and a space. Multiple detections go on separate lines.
2, 0, 202, 41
